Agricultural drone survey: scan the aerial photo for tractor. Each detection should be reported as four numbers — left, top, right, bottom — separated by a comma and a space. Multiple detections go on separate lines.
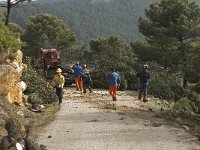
39, 48, 74, 85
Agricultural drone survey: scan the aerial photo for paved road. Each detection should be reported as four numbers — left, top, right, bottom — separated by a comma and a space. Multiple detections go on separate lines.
37, 89, 200, 150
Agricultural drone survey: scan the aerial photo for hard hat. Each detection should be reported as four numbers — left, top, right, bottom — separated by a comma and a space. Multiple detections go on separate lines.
83, 64, 87, 68
143, 64, 148, 69
56, 68, 62, 73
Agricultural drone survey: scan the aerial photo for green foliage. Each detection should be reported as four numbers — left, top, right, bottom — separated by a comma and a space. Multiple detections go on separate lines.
172, 90, 200, 115
183, 43, 200, 83
131, 40, 157, 62
28, 93, 43, 104
119, 74, 127, 91
194, 126, 200, 134
23, 13, 76, 57
0, 0, 32, 25
0, 10, 6, 22
187, 91, 200, 114
89, 36, 138, 90
123, 69, 138, 90
148, 62, 185, 100
191, 82, 200, 94
0, 23, 21, 63
8, 23, 24, 36
10, 0, 158, 43
91, 68, 107, 89
172, 84, 186, 100
138, 0, 200, 86
173, 97, 193, 115
139, 0, 200, 46
103, 103, 116, 110
21, 57, 57, 104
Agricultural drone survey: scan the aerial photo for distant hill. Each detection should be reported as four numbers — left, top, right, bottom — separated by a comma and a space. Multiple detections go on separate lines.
9, 0, 200, 43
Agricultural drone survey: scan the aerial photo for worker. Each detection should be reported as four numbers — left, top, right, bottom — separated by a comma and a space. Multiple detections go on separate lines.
52, 68, 65, 105
107, 67, 120, 101
81, 64, 92, 93
136, 64, 150, 102
72, 61, 83, 91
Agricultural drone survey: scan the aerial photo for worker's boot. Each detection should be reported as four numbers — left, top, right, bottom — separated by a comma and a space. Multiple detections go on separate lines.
138, 91, 142, 100
113, 97, 117, 101
59, 99, 62, 105
83, 88, 86, 93
143, 91, 148, 102
89, 87, 92, 93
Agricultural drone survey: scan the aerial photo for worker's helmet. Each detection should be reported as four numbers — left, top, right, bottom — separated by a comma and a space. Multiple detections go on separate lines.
75, 61, 79, 65
82, 64, 87, 68
143, 64, 148, 69
56, 68, 62, 73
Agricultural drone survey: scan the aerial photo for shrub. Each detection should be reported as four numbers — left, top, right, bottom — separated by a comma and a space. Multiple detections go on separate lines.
191, 82, 200, 94
90, 68, 108, 89
173, 97, 193, 115
119, 74, 127, 91
123, 67, 138, 90
149, 74, 174, 100
148, 62, 185, 100
171, 84, 186, 100
173, 91, 200, 115
0, 23, 21, 63
187, 91, 200, 114
28, 93, 43, 104
21, 57, 57, 104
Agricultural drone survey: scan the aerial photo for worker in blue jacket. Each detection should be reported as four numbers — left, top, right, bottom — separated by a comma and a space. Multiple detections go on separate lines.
107, 67, 120, 101
81, 64, 92, 93
72, 61, 83, 91
136, 64, 150, 102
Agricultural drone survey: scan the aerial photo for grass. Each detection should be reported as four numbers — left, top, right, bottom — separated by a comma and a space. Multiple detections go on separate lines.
194, 126, 200, 134
102, 103, 117, 110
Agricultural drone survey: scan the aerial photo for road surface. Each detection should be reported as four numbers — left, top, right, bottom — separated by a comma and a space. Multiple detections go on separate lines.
37, 88, 200, 150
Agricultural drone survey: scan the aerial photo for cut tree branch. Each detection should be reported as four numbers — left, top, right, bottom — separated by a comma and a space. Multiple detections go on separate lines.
11, 0, 28, 6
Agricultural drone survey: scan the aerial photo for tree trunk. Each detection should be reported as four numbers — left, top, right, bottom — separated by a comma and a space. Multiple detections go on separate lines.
183, 78, 188, 88
5, 0, 11, 26
181, 44, 188, 88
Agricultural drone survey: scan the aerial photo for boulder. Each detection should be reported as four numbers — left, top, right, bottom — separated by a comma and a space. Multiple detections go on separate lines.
0, 64, 22, 104
0, 50, 24, 104
19, 81, 27, 92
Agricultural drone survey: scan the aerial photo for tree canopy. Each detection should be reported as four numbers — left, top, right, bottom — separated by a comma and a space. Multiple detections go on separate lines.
0, 0, 31, 25
23, 13, 76, 57
10, 0, 159, 43
135, 0, 200, 85
89, 36, 138, 89
90, 36, 136, 69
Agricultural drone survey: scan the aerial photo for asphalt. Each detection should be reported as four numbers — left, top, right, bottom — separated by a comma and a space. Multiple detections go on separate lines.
37, 88, 200, 150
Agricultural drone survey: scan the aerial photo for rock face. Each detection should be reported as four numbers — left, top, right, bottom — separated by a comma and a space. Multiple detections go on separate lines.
0, 50, 24, 104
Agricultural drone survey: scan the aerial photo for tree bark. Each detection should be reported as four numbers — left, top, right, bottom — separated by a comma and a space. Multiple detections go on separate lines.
181, 42, 188, 88
5, 0, 11, 26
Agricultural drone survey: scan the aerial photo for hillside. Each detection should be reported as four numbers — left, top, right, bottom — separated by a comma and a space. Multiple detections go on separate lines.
9, 0, 200, 43
10, 0, 159, 43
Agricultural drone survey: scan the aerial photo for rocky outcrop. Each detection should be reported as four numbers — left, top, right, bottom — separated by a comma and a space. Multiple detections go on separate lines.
0, 50, 24, 104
